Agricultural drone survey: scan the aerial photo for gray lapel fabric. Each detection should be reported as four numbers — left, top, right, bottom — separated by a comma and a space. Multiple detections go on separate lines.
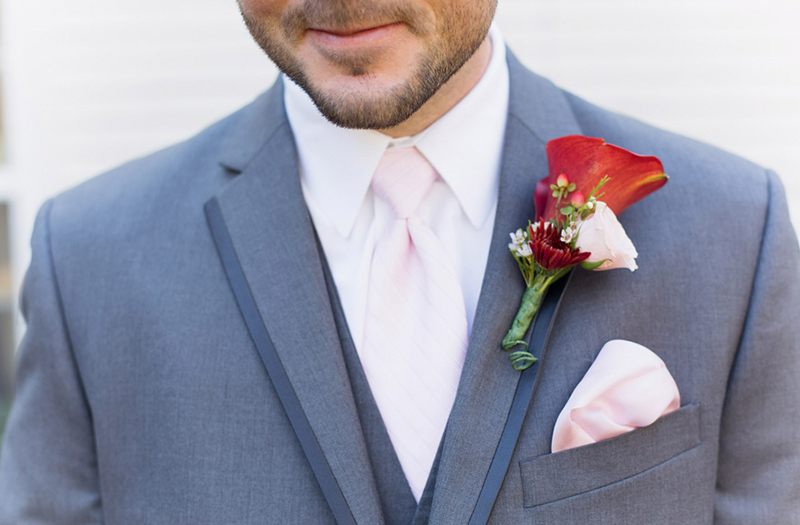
426, 51, 584, 524
212, 81, 385, 525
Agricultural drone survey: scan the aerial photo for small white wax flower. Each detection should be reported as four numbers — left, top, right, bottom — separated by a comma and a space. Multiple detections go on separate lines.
516, 243, 532, 257
560, 223, 579, 244
509, 229, 528, 254
575, 201, 638, 271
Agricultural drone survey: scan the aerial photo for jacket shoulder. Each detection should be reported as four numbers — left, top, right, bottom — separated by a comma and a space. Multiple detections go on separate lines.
561, 91, 770, 201
48, 104, 243, 230
44, 80, 287, 247
559, 90, 787, 292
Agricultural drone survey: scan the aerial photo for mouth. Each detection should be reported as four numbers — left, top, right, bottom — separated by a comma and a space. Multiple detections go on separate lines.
307, 22, 405, 48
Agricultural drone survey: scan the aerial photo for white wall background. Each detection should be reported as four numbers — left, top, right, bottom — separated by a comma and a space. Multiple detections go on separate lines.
2, 0, 799, 338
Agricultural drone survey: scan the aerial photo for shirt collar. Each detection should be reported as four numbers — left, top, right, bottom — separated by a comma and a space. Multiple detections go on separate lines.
284, 23, 509, 238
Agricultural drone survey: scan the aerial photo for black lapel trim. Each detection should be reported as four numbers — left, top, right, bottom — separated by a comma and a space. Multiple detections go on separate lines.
205, 197, 356, 525
468, 270, 575, 524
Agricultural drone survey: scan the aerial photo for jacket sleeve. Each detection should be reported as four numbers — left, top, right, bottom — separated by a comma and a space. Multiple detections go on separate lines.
0, 200, 102, 524
715, 170, 800, 523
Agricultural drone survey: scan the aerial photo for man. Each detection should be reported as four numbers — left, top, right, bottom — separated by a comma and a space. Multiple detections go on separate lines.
1, 0, 798, 522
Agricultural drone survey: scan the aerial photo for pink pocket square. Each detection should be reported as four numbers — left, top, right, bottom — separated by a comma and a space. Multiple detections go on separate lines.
551, 339, 680, 453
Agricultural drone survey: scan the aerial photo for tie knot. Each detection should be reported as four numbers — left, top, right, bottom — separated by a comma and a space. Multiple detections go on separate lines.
371, 147, 438, 219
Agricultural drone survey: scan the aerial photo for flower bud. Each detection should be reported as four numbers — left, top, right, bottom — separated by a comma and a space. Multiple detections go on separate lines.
570, 191, 586, 207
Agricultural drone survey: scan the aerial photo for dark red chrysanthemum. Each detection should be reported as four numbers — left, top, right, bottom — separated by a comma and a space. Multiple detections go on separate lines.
528, 219, 591, 271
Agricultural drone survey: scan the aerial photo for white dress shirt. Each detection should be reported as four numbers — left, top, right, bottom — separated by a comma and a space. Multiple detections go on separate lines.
284, 24, 509, 354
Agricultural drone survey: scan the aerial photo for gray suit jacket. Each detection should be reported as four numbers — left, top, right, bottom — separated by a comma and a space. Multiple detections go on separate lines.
1, 51, 799, 524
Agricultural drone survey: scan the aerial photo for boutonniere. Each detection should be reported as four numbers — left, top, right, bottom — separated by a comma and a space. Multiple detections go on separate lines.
502, 135, 669, 370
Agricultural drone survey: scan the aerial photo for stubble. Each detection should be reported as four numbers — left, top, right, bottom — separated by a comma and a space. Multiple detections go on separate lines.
239, 0, 495, 129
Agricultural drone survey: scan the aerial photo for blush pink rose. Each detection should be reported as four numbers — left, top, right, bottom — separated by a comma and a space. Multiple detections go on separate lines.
576, 201, 638, 271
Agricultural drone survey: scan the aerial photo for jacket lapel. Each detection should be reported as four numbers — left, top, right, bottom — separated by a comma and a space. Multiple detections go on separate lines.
427, 51, 584, 524
212, 81, 384, 525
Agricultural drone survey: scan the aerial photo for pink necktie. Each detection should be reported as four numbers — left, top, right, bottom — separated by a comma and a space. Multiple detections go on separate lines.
361, 146, 469, 501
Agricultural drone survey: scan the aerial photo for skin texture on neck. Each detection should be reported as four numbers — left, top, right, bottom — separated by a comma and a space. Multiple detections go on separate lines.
378, 36, 492, 138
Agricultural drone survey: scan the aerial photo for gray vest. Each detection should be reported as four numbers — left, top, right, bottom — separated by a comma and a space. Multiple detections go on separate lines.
320, 246, 442, 525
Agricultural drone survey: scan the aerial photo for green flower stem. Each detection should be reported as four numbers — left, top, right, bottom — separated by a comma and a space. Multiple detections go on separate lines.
501, 279, 547, 351
501, 267, 572, 371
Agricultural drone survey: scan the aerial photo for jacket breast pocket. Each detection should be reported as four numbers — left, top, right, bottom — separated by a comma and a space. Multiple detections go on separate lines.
519, 402, 702, 508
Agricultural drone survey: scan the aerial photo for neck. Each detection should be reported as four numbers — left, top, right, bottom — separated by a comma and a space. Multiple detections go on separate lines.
378, 36, 493, 139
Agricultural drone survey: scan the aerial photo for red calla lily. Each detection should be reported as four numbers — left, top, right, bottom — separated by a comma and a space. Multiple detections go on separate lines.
535, 135, 668, 221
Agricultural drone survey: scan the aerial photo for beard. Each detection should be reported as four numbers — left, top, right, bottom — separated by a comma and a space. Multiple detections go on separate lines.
239, 0, 496, 129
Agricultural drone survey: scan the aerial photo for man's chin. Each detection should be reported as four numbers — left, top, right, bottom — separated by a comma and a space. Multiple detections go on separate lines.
310, 94, 418, 130
300, 76, 425, 130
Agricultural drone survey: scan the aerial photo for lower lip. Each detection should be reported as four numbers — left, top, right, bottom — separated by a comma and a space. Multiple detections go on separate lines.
308, 22, 404, 49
